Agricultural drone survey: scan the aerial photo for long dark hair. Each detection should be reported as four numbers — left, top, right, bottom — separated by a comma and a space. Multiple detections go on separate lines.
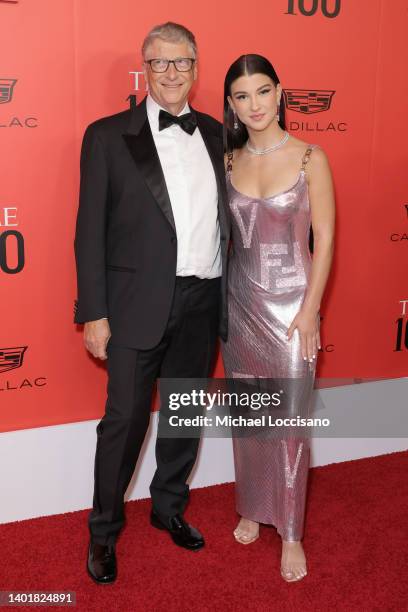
223, 54, 286, 154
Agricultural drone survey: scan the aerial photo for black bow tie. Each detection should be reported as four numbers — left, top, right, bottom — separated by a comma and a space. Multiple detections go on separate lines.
158, 109, 197, 135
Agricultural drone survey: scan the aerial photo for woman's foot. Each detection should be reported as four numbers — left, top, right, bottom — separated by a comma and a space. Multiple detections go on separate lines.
280, 540, 307, 582
233, 517, 259, 544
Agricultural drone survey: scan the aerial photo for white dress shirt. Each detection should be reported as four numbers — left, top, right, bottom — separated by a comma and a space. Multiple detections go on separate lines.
146, 94, 221, 278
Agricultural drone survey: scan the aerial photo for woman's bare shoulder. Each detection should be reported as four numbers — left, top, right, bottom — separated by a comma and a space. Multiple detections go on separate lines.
286, 135, 328, 167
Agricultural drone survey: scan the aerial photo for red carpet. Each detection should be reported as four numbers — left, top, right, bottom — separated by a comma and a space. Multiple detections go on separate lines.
1, 451, 407, 611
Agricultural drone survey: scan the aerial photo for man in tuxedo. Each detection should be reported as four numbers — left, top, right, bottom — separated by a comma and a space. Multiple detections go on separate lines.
74, 22, 230, 584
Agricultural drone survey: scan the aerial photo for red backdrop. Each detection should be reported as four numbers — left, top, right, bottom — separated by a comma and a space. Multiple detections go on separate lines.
1, 0, 407, 432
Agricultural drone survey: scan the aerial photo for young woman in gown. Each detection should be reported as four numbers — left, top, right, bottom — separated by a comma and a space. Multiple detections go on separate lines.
221, 55, 335, 582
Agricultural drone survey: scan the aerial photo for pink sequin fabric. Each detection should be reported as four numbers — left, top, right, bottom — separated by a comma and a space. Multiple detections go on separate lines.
222, 146, 318, 541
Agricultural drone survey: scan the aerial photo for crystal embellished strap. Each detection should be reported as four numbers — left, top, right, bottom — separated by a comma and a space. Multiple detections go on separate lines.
301, 145, 316, 171
226, 151, 234, 176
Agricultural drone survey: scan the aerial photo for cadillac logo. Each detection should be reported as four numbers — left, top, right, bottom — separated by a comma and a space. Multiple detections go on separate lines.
0, 346, 27, 373
0, 78, 17, 104
283, 89, 335, 114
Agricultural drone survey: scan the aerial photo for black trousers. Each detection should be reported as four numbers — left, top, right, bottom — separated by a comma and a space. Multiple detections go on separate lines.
88, 276, 220, 545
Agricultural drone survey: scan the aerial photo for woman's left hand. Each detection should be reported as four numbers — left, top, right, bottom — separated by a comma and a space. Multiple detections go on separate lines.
287, 308, 321, 362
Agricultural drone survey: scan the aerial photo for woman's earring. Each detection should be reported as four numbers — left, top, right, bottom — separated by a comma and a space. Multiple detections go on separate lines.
233, 112, 239, 130
276, 101, 281, 120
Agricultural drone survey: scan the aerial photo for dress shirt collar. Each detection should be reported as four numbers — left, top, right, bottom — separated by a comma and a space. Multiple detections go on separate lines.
146, 94, 190, 133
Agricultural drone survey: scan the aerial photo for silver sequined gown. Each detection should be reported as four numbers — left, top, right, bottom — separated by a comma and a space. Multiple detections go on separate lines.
222, 146, 318, 541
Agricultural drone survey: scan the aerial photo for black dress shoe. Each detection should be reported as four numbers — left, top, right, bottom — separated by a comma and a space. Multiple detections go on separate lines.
150, 511, 205, 551
87, 541, 117, 584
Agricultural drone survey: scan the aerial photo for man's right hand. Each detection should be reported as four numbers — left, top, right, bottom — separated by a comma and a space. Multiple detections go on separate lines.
84, 319, 111, 360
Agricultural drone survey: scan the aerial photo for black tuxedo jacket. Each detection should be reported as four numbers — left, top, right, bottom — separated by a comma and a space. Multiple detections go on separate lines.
74, 97, 230, 349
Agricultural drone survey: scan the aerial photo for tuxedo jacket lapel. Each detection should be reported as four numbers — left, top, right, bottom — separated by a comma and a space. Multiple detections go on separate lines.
195, 111, 229, 239
123, 98, 176, 233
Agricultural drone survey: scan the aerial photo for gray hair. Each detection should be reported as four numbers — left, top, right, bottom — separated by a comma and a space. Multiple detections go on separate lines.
142, 22, 197, 59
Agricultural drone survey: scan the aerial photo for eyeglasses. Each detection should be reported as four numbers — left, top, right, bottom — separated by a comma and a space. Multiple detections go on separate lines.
145, 58, 196, 73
